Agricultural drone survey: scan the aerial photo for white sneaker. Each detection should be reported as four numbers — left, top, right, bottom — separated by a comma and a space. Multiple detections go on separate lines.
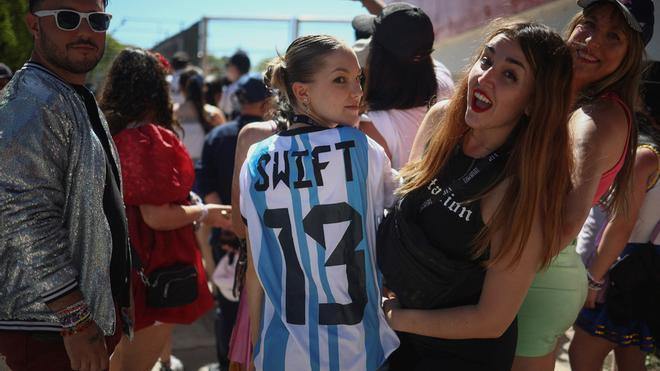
159, 355, 184, 371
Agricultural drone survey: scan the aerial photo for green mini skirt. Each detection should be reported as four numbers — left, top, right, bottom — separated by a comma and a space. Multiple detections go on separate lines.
515, 241, 588, 357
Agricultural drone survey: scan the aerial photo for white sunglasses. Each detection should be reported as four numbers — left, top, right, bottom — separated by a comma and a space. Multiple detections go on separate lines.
33, 9, 112, 33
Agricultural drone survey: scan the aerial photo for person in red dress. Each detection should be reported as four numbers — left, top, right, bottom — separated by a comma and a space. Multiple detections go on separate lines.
99, 48, 232, 371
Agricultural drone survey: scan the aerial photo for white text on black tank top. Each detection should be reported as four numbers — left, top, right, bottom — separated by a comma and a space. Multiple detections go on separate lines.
424, 179, 474, 222
421, 150, 502, 223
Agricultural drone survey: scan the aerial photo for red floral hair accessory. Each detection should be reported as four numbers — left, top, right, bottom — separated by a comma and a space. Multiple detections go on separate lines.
151, 51, 172, 73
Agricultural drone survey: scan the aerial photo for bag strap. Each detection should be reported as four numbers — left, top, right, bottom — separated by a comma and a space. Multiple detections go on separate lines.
129, 243, 152, 286
419, 142, 511, 214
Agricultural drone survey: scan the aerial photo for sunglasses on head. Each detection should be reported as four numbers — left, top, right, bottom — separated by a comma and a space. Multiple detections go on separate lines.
33, 9, 112, 32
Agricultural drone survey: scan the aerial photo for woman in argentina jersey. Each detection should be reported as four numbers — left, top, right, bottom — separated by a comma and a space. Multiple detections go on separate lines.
239, 35, 399, 371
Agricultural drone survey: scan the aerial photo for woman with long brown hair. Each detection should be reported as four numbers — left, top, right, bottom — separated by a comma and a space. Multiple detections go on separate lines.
513, 1, 654, 369
378, 21, 574, 370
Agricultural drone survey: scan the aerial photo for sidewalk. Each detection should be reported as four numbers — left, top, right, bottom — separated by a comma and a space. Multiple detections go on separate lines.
160, 310, 217, 371
166, 313, 587, 371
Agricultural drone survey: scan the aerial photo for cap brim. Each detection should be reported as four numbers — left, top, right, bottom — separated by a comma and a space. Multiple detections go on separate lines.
352, 14, 376, 36
576, 0, 643, 32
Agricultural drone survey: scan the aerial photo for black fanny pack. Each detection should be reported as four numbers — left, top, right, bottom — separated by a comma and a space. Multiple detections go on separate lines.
377, 194, 485, 309
377, 141, 512, 309
144, 263, 198, 308
132, 245, 200, 308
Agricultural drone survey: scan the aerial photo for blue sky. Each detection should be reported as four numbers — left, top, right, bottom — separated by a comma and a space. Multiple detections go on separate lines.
107, 0, 366, 65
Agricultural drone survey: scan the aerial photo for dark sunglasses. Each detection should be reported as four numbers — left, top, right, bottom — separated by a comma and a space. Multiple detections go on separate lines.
33, 9, 112, 32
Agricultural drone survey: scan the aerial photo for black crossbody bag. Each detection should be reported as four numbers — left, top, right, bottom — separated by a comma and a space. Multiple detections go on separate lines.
131, 193, 201, 308
377, 146, 509, 309
132, 245, 199, 308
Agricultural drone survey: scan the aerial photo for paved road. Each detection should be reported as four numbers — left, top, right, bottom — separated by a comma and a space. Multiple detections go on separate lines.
166, 312, 584, 371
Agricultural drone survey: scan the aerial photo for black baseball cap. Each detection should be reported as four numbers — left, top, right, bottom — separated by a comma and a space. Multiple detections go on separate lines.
577, 0, 655, 45
236, 74, 271, 104
352, 13, 375, 38
352, 2, 434, 62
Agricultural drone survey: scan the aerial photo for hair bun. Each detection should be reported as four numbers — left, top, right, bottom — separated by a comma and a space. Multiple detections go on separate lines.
264, 55, 287, 93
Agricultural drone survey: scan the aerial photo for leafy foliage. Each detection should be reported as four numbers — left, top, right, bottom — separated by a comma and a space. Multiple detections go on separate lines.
0, 0, 125, 92
0, 0, 32, 71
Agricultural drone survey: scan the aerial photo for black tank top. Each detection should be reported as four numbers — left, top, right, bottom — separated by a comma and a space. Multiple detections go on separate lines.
389, 141, 517, 371
417, 143, 509, 264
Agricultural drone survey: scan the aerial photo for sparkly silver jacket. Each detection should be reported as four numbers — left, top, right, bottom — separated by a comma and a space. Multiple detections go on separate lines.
0, 63, 121, 335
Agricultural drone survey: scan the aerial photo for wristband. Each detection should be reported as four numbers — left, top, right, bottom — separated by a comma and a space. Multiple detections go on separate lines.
197, 204, 209, 223
587, 270, 605, 290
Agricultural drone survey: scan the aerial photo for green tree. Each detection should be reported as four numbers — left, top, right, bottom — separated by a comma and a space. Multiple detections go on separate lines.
256, 56, 275, 74
0, 0, 124, 92
0, 0, 33, 71
205, 54, 228, 76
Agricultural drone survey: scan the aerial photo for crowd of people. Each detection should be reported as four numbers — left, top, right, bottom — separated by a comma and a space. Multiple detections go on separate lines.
0, 0, 658, 371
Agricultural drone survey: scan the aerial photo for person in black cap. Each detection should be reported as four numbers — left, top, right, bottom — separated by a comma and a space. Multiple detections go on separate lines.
565, 69, 660, 370
0, 63, 12, 91
353, 2, 434, 64
513, 1, 655, 370
219, 50, 251, 119
197, 74, 272, 370
354, 2, 454, 170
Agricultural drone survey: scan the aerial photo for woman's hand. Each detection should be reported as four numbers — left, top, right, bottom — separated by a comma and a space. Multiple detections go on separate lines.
204, 204, 233, 230
584, 287, 599, 309
63, 321, 109, 371
382, 297, 400, 328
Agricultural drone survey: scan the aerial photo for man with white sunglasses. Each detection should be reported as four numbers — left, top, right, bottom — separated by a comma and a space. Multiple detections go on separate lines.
0, 0, 131, 370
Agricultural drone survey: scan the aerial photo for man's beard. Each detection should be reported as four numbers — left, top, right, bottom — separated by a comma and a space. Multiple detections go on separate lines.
39, 30, 104, 75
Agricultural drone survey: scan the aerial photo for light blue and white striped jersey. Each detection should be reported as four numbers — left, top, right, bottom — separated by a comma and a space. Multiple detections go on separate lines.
240, 125, 399, 371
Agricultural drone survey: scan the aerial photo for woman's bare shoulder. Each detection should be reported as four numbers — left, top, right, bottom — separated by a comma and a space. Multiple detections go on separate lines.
236, 120, 278, 153
572, 98, 629, 138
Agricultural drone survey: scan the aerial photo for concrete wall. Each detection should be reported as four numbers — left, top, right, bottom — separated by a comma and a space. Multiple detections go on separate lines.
431, 0, 660, 78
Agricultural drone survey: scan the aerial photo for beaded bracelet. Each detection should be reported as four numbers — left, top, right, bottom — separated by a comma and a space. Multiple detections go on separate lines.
587, 270, 605, 290
54, 300, 92, 331
54, 300, 87, 316
60, 310, 91, 329
60, 318, 93, 337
